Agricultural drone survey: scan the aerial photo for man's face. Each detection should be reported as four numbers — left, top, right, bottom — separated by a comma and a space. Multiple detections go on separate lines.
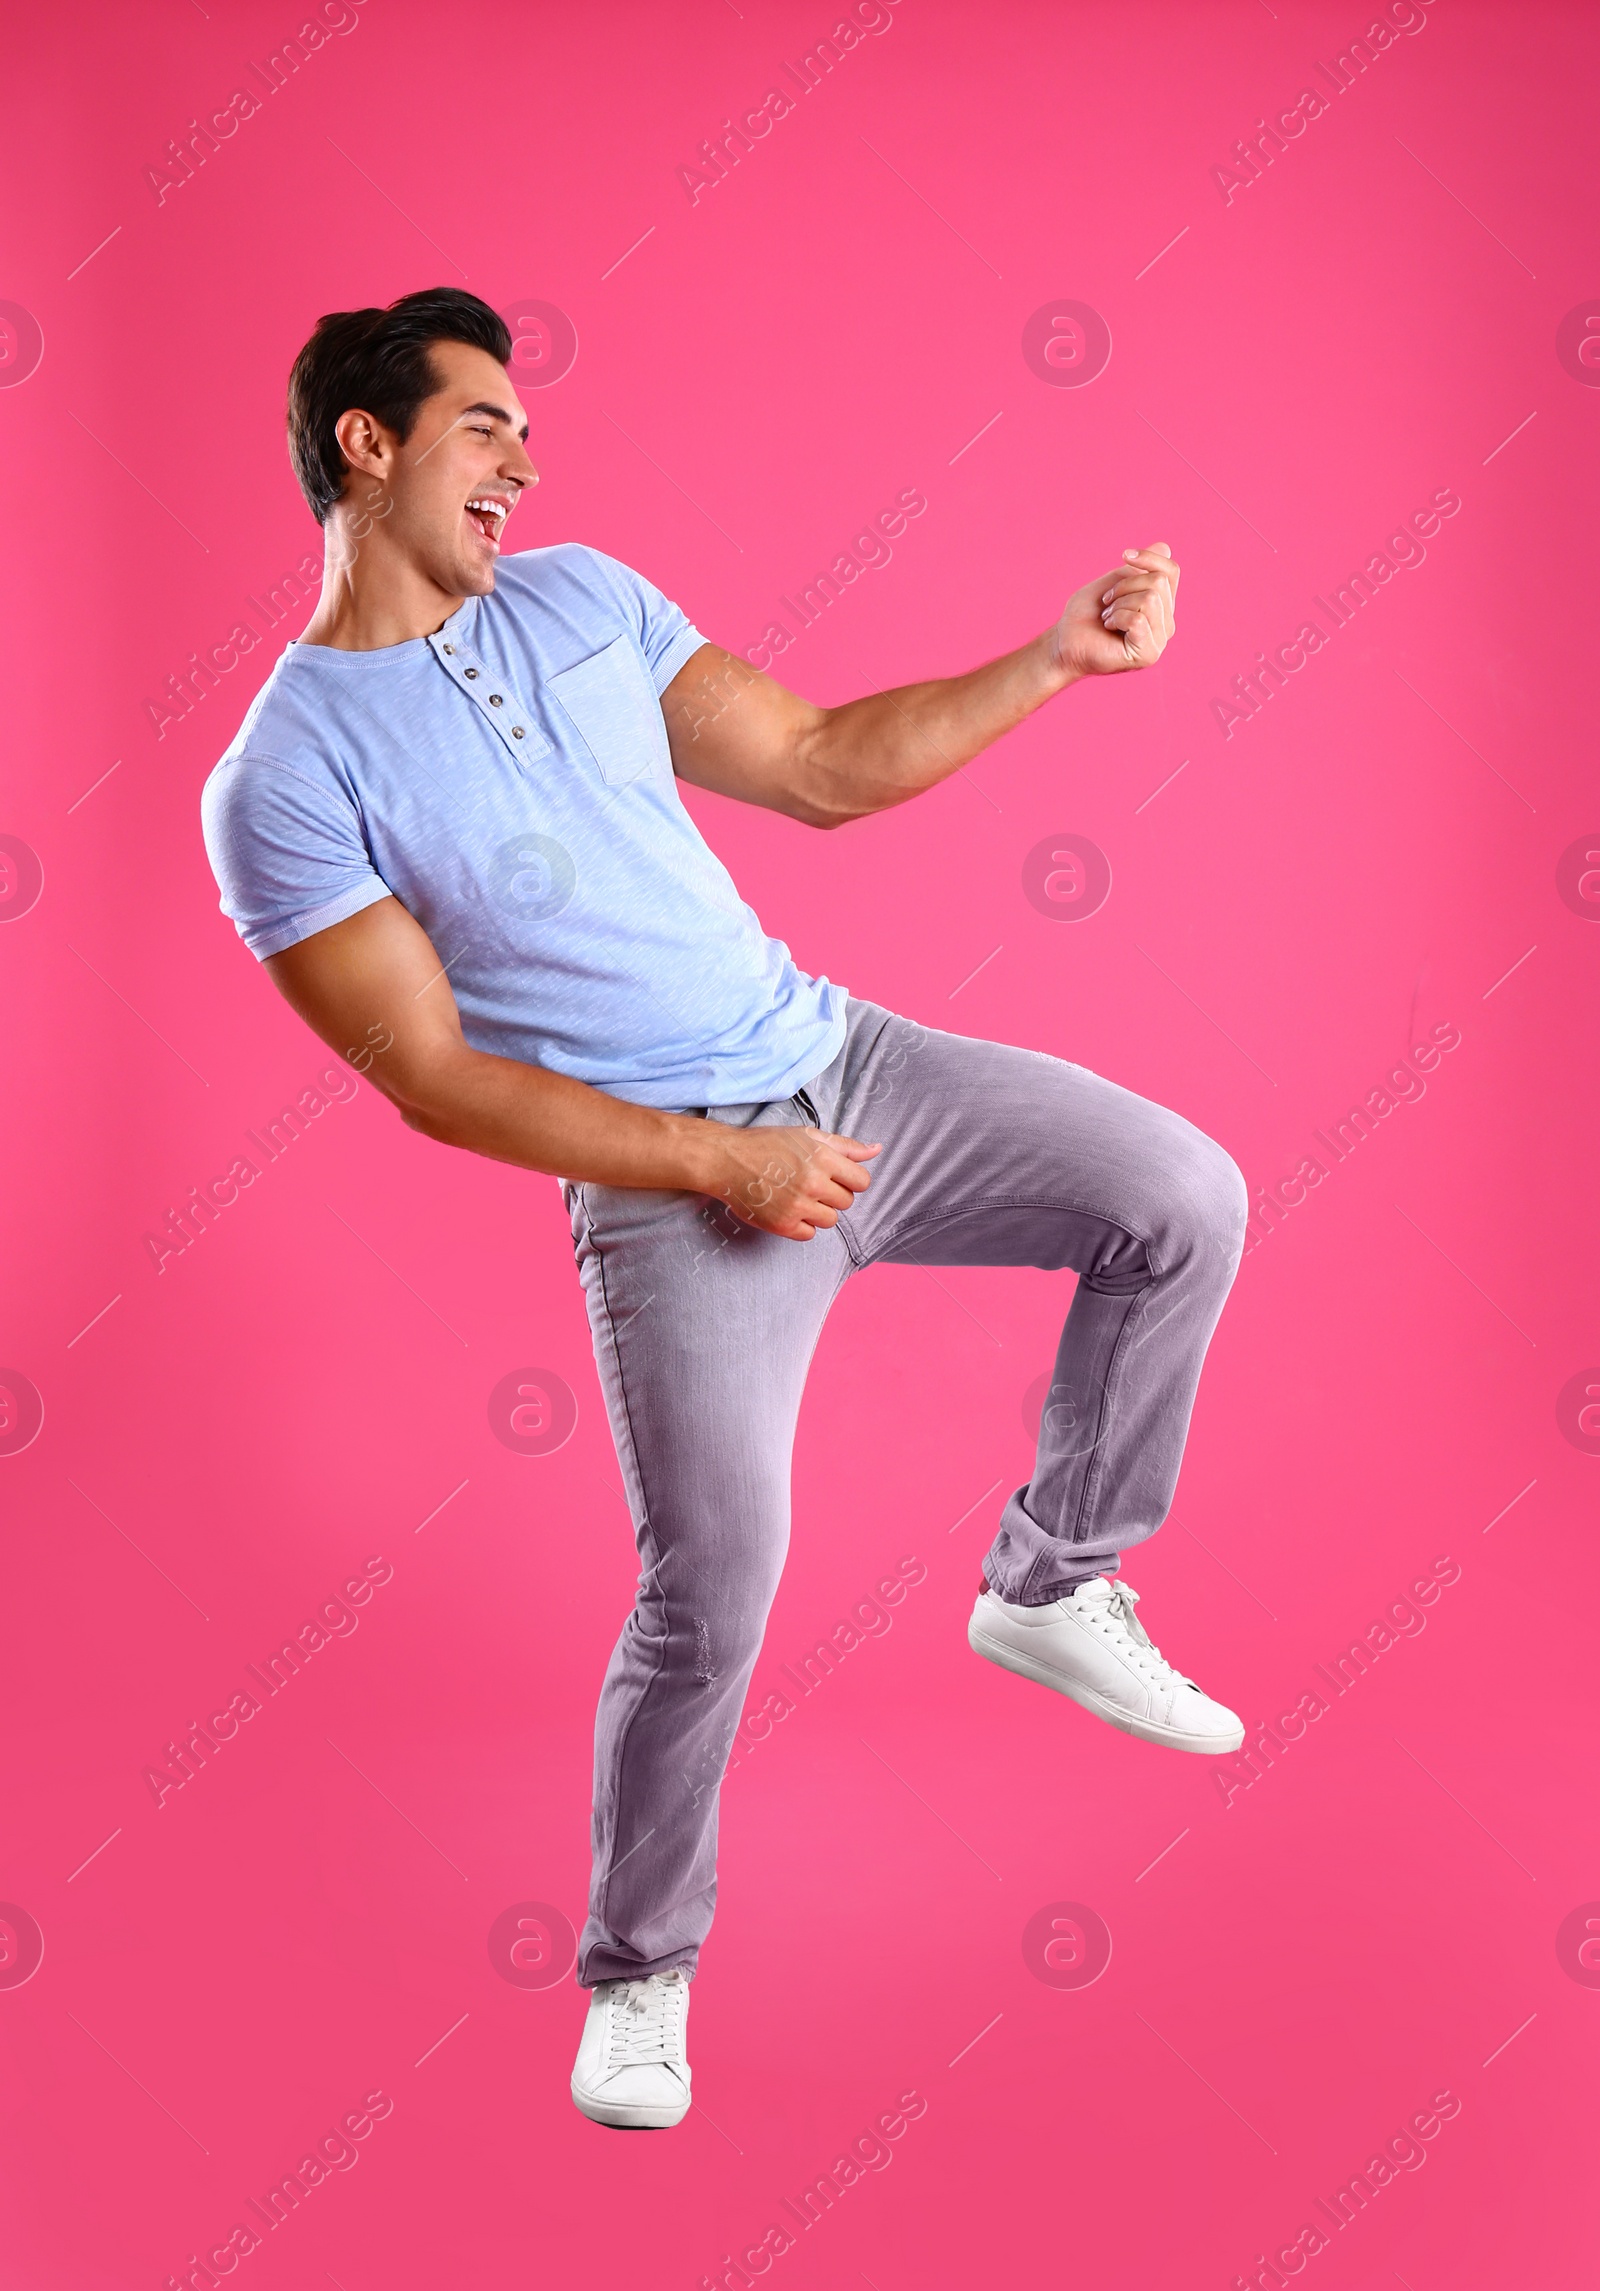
341, 337, 538, 598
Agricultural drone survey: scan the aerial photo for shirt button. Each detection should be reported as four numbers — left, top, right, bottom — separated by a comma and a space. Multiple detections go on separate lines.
512, 726, 525, 738
465, 666, 479, 680
443, 643, 455, 654
489, 693, 503, 706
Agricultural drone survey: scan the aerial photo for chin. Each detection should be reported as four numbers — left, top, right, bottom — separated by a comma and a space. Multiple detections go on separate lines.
452, 554, 499, 597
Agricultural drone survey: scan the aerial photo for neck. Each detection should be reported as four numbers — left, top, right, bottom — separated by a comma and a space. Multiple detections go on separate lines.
297, 521, 465, 651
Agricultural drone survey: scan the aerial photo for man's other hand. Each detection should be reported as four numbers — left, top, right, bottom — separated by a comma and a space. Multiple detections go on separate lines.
704, 1122, 881, 1241
1053, 542, 1180, 678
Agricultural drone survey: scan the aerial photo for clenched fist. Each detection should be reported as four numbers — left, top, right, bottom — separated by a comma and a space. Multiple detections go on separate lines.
700, 1121, 881, 1242
1053, 542, 1180, 678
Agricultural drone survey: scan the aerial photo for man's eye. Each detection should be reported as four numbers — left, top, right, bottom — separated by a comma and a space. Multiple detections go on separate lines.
469, 424, 494, 438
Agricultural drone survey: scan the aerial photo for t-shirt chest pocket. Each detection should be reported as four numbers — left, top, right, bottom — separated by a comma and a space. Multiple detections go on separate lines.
548, 633, 670, 786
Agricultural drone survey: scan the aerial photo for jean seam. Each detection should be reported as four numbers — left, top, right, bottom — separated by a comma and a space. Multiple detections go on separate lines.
579, 1190, 671, 1943
858, 1196, 1161, 1274
1067, 1281, 1150, 1550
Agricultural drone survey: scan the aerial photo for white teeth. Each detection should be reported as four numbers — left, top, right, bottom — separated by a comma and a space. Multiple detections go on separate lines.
466, 498, 507, 520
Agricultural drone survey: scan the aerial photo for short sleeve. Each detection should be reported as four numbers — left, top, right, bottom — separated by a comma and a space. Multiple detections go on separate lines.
201, 752, 393, 960
582, 548, 707, 693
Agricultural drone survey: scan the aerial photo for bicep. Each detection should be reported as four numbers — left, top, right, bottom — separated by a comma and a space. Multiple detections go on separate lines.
263, 896, 468, 1107
660, 643, 827, 819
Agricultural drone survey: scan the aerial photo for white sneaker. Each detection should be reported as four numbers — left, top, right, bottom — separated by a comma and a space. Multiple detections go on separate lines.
968, 1575, 1244, 1755
570, 1969, 692, 2128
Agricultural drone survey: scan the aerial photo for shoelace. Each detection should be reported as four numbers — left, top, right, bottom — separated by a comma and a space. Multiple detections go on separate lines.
1078, 1580, 1198, 1691
606, 1975, 682, 2067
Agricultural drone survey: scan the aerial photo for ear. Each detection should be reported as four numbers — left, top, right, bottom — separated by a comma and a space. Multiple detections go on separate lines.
332, 405, 394, 486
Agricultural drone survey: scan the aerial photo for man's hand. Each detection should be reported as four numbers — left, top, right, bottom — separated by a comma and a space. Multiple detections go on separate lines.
1052, 542, 1180, 679
701, 1121, 881, 1241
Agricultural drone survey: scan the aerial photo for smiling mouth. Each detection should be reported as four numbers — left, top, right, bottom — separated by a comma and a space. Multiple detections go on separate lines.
464, 497, 511, 548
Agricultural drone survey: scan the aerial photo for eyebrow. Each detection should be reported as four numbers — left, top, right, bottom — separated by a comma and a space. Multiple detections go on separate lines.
462, 400, 530, 442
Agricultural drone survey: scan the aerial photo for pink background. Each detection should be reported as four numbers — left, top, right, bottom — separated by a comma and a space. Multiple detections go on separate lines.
2, 0, 1596, 2283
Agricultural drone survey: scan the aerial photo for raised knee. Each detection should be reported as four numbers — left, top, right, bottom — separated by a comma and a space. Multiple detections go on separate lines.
1167, 1133, 1249, 1270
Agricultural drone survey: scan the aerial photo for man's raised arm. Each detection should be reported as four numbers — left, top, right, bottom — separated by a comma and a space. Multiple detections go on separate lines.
662, 543, 1179, 826
262, 896, 878, 1240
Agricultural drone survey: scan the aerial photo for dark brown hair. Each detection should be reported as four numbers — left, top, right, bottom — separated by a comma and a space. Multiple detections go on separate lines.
286, 287, 512, 523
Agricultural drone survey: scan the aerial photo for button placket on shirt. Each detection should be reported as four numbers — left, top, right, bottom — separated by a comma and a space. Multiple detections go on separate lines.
429, 633, 548, 764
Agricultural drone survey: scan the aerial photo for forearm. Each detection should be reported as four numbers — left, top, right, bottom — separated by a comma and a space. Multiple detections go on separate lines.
798, 627, 1077, 825
388, 1042, 718, 1191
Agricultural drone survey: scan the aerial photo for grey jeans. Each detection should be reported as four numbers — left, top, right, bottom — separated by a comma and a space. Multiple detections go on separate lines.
560, 997, 1247, 1985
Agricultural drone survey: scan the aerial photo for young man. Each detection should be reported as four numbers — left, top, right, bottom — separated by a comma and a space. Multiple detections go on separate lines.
202, 288, 1249, 2132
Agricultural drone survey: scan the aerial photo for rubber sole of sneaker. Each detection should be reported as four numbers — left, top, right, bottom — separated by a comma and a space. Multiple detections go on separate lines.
570, 2080, 691, 2130
968, 1616, 1245, 1756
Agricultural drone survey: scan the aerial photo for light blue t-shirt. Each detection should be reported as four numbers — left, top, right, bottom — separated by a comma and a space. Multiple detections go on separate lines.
201, 544, 847, 1109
